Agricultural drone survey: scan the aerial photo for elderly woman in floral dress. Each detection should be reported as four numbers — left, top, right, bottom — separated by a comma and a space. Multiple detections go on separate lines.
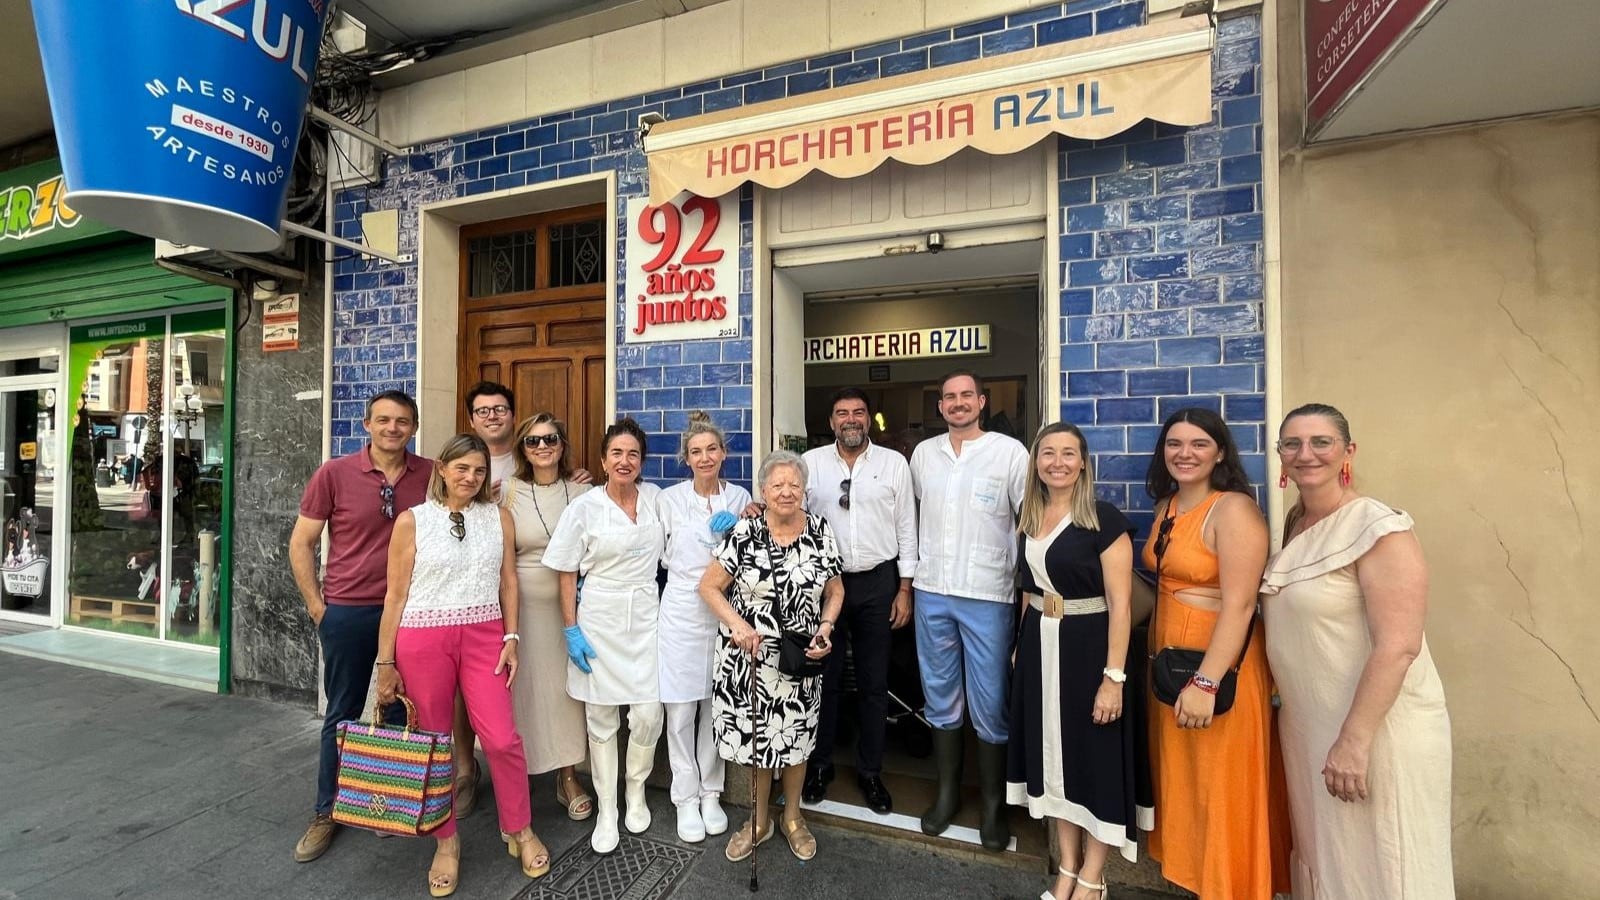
698, 450, 843, 864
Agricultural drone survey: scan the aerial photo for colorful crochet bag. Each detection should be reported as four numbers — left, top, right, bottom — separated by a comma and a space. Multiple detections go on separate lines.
332, 695, 455, 836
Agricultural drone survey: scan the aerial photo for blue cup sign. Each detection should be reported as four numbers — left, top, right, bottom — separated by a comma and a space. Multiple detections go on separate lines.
30, 0, 332, 252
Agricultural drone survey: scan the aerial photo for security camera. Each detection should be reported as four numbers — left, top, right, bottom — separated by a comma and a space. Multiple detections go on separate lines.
637, 111, 667, 145
926, 231, 945, 254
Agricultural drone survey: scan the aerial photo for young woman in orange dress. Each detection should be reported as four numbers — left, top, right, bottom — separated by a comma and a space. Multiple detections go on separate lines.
1140, 407, 1289, 899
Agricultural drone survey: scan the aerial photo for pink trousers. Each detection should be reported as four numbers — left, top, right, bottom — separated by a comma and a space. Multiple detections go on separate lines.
397, 618, 531, 839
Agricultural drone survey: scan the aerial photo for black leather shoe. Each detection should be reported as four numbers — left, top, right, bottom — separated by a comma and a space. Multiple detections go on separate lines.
802, 762, 834, 804
857, 774, 893, 815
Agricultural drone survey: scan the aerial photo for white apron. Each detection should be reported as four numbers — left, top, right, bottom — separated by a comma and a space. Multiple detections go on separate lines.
544, 484, 666, 705
658, 480, 752, 703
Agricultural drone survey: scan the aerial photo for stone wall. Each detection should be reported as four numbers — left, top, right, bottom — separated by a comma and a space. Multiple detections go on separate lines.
229, 266, 326, 704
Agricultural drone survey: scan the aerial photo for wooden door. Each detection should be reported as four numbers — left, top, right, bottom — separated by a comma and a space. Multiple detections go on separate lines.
459, 206, 607, 476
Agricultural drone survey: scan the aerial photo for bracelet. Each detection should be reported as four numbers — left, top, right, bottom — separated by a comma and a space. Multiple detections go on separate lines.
1188, 674, 1220, 695
375, 660, 395, 666
819, 619, 835, 629
502, 632, 520, 643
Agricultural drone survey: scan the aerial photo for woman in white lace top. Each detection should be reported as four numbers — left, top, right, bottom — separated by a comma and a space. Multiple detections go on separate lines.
375, 433, 549, 897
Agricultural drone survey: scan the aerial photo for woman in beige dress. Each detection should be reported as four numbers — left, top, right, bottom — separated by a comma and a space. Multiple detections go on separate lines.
504, 412, 594, 820
1261, 403, 1453, 899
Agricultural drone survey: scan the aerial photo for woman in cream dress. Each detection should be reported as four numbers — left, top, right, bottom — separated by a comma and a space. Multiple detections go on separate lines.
1262, 403, 1453, 900
503, 413, 593, 820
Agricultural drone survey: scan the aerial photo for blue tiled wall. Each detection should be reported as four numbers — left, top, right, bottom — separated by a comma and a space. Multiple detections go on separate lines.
330, 1, 1266, 522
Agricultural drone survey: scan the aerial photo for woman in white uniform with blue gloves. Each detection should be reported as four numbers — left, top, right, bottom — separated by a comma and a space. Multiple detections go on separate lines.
657, 411, 752, 843
543, 417, 666, 855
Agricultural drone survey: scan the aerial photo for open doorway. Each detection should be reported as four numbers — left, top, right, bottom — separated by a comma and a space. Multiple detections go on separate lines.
769, 240, 1049, 852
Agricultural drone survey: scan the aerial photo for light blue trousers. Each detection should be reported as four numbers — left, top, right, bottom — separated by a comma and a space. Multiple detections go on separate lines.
913, 589, 1013, 744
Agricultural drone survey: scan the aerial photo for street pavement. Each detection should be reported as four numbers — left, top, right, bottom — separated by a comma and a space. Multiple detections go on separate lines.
0, 653, 1176, 900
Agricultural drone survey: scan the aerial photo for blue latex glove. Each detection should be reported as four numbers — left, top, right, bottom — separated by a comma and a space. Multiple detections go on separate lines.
564, 625, 597, 674
709, 510, 738, 536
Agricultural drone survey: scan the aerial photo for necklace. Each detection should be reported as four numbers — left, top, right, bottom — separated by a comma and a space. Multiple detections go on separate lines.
529, 478, 570, 536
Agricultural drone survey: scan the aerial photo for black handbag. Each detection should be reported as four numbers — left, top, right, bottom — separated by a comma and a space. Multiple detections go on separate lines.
777, 629, 825, 679
1149, 500, 1254, 714
765, 530, 827, 679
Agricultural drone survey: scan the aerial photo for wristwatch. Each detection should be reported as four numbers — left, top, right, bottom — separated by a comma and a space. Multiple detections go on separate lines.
1102, 667, 1127, 684
502, 632, 520, 643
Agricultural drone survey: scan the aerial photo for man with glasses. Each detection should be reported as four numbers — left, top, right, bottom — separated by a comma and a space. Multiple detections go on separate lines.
288, 390, 428, 863
465, 381, 519, 499
799, 387, 916, 814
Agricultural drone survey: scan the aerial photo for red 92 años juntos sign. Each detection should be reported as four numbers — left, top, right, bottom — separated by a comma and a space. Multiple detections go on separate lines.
624, 193, 739, 343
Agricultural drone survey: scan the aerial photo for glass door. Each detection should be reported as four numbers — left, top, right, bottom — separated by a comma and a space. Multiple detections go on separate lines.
163, 311, 226, 646
0, 380, 60, 620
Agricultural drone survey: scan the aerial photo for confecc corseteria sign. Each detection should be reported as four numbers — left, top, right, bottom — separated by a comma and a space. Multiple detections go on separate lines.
804, 325, 992, 365
623, 193, 739, 344
30, 0, 332, 252
1304, 0, 1436, 135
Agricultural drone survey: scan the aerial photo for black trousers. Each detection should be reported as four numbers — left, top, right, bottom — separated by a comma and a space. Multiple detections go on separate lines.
811, 559, 898, 777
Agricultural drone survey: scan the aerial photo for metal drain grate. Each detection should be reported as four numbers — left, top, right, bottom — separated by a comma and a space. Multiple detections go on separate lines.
511, 834, 701, 900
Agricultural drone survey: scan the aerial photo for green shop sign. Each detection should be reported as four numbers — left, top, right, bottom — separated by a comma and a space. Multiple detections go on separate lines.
0, 159, 117, 258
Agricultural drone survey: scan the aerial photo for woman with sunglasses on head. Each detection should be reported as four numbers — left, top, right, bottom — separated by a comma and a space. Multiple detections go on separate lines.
542, 417, 667, 855
1140, 408, 1288, 900
1007, 423, 1138, 900
503, 414, 594, 823
657, 411, 751, 843
375, 433, 549, 897
1261, 404, 1452, 899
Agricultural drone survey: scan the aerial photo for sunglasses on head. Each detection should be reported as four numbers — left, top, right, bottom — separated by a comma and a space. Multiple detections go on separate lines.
448, 510, 466, 541
522, 434, 561, 448
380, 484, 396, 520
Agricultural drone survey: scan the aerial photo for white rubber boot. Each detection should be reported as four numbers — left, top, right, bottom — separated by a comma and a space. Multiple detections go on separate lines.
623, 739, 656, 833
588, 735, 620, 854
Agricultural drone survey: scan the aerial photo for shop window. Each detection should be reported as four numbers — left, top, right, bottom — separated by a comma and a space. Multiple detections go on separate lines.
64, 311, 226, 646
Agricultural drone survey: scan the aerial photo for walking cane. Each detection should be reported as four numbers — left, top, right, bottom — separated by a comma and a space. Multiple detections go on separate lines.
748, 641, 760, 892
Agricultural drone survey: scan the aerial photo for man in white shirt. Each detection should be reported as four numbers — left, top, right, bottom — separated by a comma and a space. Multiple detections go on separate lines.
910, 370, 1029, 852
799, 388, 917, 815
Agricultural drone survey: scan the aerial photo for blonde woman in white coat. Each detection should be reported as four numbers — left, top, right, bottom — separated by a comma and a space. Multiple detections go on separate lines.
658, 411, 752, 843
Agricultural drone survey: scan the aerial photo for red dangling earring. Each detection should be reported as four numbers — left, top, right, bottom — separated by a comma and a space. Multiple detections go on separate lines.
1339, 461, 1352, 488
1278, 471, 1288, 489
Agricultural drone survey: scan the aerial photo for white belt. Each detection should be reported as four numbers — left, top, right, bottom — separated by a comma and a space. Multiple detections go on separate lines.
1025, 592, 1107, 618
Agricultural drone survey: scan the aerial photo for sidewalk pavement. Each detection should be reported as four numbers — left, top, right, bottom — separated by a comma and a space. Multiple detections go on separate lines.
0, 654, 1176, 900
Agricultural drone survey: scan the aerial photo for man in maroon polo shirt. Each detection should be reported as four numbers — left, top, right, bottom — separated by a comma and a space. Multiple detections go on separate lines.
288, 390, 429, 863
